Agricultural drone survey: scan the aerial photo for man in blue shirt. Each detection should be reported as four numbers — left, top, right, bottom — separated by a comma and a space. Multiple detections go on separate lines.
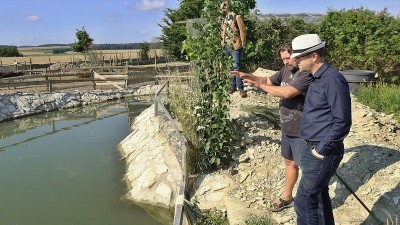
291, 34, 352, 225
231, 43, 312, 212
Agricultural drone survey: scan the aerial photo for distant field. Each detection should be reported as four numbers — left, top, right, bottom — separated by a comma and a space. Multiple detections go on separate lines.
0, 46, 164, 65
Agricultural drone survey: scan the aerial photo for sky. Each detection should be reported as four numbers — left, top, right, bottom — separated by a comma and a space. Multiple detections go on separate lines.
0, 0, 399, 47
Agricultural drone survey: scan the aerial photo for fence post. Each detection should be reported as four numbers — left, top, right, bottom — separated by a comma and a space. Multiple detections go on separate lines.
154, 52, 158, 75
45, 75, 52, 92
125, 65, 129, 88
29, 58, 32, 75
91, 70, 96, 90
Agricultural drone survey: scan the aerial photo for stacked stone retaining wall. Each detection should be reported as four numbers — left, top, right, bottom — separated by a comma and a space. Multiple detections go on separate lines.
0, 85, 162, 122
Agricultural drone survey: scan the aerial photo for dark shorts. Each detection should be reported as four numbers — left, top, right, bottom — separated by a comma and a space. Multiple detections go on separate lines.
281, 134, 302, 166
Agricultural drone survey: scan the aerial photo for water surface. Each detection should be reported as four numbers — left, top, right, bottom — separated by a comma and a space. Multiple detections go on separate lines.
0, 98, 164, 225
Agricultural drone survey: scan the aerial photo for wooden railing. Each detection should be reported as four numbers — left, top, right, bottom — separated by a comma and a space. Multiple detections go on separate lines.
0, 63, 191, 92
0, 71, 112, 92
0, 66, 131, 92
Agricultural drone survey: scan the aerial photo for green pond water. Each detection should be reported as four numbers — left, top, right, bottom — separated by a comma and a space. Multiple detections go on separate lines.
0, 98, 166, 225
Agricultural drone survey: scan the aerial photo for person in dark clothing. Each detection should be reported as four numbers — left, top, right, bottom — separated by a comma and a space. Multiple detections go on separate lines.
291, 34, 352, 225
231, 43, 312, 212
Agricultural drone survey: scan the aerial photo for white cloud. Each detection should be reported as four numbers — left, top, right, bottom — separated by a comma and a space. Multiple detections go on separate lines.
135, 0, 165, 11
25, 15, 40, 22
140, 30, 148, 34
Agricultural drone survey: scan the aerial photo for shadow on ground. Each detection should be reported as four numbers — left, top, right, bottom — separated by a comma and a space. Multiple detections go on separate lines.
332, 145, 400, 224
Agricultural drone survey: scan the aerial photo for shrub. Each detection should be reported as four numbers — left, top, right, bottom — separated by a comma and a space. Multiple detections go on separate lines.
319, 8, 400, 83
52, 48, 71, 54
188, 199, 228, 225
245, 16, 318, 72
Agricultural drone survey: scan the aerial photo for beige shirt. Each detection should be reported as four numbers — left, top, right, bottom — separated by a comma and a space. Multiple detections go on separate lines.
220, 12, 247, 50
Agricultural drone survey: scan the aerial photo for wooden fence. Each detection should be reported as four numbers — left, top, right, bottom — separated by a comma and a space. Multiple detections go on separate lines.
0, 67, 128, 92
0, 54, 171, 69
0, 63, 191, 92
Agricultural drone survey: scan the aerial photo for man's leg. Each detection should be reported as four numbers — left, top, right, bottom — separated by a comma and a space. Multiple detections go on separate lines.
318, 186, 335, 225
283, 158, 299, 201
283, 136, 302, 201
229, 76, 237, 93
225, 45, 238, 93
230, 48, 242, 71
294, 141, 343, 225
230, 48, 246, 97
271, 135, 299, 212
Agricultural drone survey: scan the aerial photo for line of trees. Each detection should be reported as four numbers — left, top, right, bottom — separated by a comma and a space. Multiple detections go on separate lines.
160, 1, 400, 82
18, 43, 161, 50
93, 43, 161, 50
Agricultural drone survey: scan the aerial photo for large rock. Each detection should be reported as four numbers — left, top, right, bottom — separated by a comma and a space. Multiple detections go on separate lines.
119, 104, 183, 208
190, 172, 234, 210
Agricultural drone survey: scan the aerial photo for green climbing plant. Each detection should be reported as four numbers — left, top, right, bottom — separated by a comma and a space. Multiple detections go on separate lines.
181, 0, 254, 173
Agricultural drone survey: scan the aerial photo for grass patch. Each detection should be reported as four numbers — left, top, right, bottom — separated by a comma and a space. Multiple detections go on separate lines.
356, 82, 400, 122
187, 199, 229, 225
244, 213, 276, 225
167, 72, 203, 173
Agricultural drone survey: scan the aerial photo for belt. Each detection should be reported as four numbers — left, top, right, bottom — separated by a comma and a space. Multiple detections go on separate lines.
304, 140, 318, 146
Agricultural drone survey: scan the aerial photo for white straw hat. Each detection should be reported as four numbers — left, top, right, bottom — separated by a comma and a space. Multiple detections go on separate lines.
291, 34, 325, 58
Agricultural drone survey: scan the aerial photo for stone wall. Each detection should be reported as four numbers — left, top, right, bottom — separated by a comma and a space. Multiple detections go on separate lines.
118, 104, 185, 209
0, 85, 161, 122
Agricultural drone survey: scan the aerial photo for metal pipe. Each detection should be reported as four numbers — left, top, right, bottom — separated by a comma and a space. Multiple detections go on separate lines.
335, 172, 382, 224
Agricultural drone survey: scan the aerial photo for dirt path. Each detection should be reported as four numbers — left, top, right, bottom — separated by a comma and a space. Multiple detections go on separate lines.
226, 69, 400, 224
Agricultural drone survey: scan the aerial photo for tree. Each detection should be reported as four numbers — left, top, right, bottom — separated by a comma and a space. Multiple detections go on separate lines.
71, 27, 94, 53
0, 46, 23, 57
159, 0, 204, 60
246, 15, 318, 71
139, 42, 150, 59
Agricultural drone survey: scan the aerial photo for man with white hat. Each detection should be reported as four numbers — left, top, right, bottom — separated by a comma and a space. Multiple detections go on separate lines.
231, 43, 312, 212
291, 34, 352, 224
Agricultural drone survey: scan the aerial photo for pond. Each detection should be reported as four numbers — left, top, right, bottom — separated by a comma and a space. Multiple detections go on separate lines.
0, 98, 164, 225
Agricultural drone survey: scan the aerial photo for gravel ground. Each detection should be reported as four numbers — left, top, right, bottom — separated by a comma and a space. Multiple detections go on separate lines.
226, 70, 400, 225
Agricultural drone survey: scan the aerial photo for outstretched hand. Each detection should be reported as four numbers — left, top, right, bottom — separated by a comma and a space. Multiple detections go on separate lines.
243, 79, 259, 88
230, 71, 260, 88
230, 71, 252, 79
